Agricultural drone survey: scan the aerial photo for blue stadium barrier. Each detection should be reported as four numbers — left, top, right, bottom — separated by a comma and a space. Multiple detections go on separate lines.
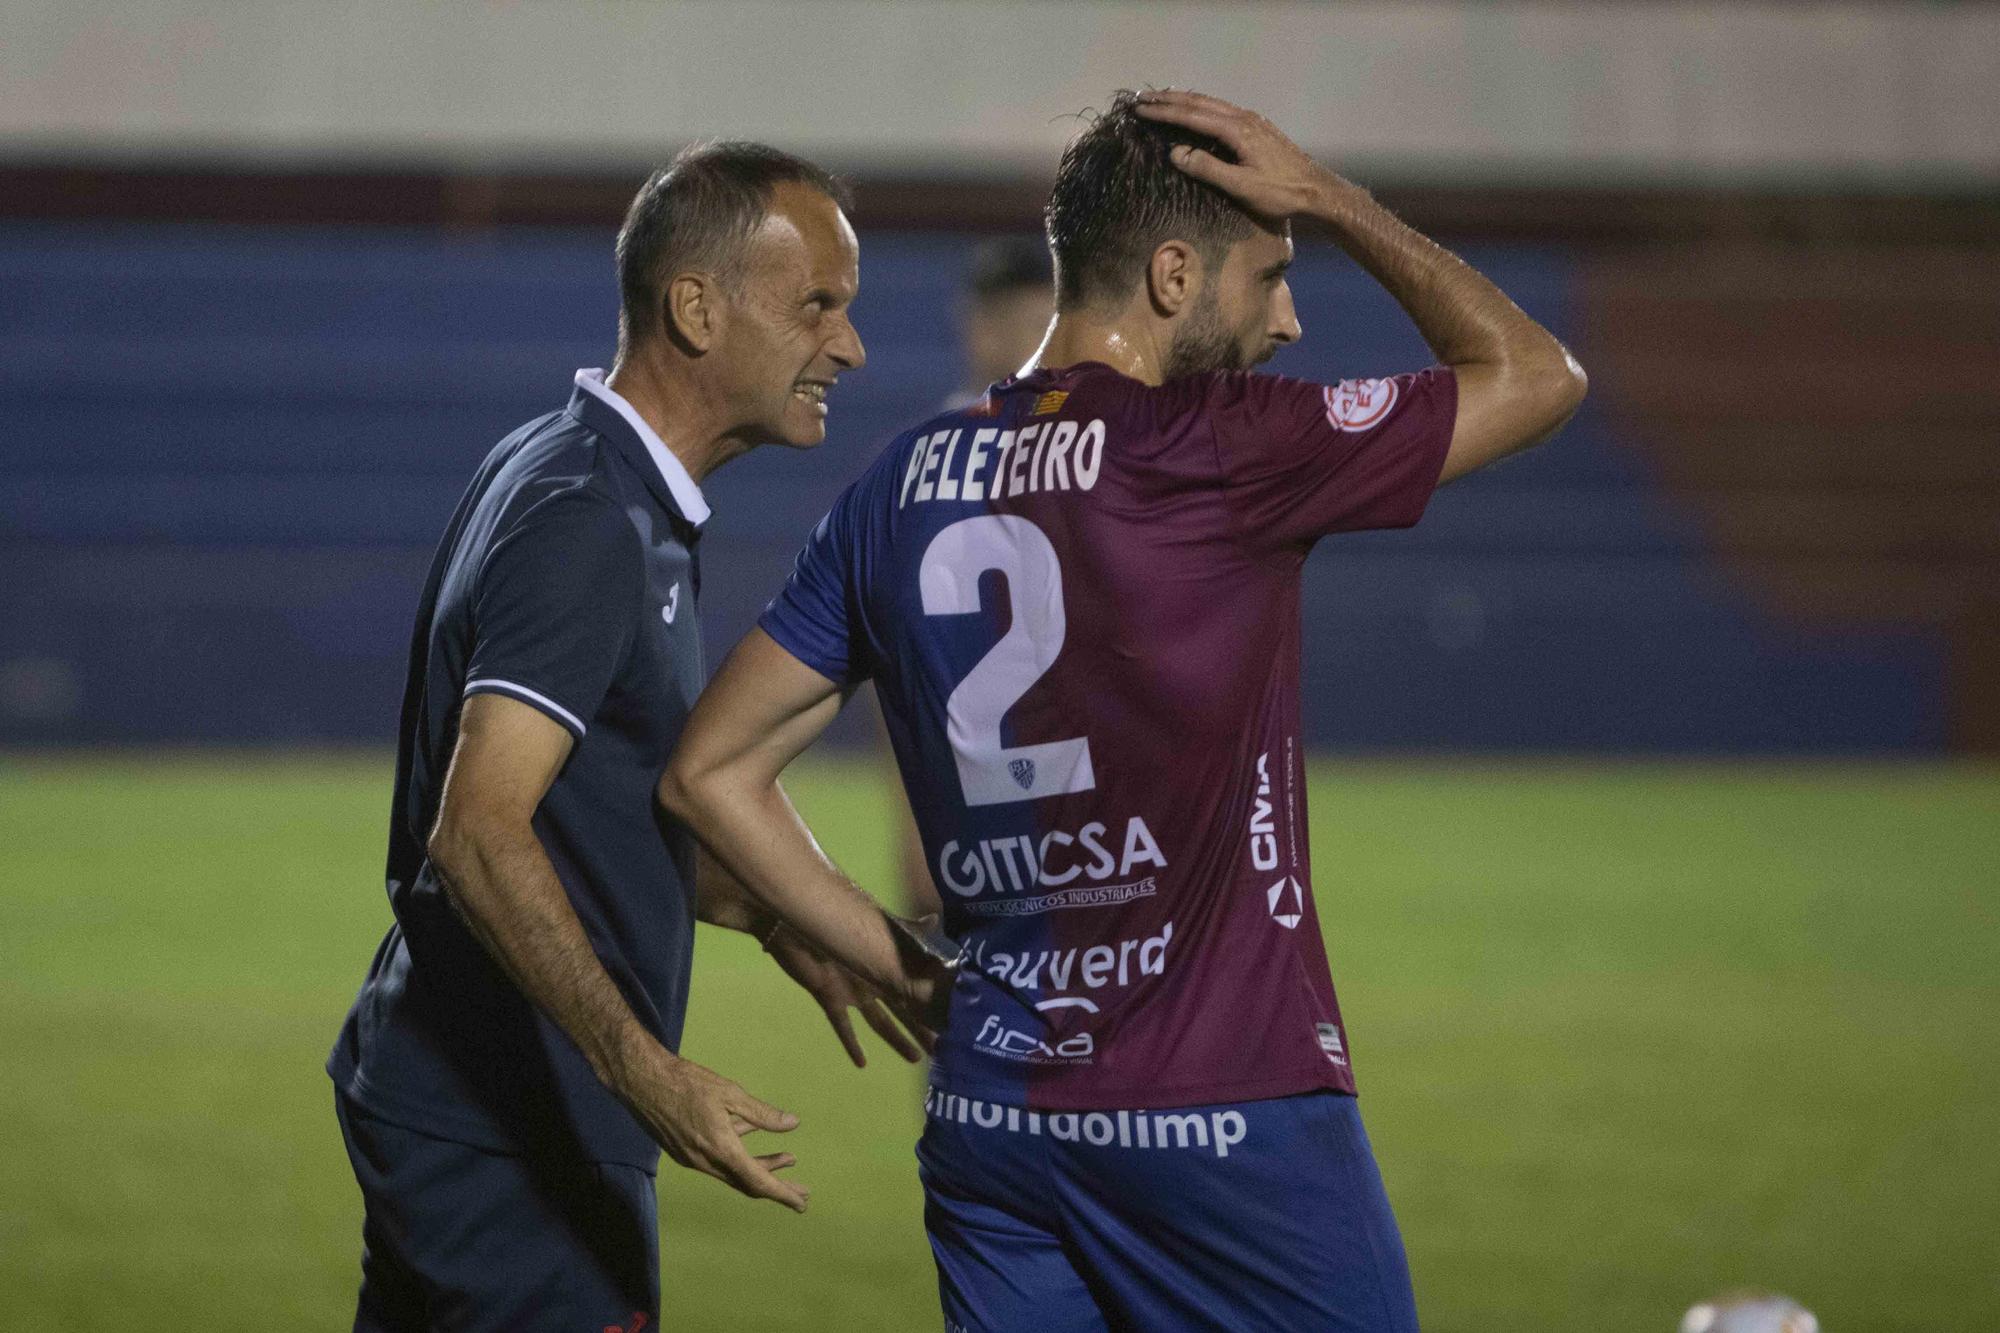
0, 223, 1942, 750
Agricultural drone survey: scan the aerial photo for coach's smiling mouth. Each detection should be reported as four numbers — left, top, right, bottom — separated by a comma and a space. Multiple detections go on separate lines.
793, 379, 831, 415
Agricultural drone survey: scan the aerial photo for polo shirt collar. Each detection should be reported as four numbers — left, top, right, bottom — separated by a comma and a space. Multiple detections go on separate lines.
571, 368, 712, 529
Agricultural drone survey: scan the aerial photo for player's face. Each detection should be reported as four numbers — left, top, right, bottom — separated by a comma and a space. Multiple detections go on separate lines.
717, 183, 867, 448
1213, 222, 1301, 369
1162, 223, 1299, 380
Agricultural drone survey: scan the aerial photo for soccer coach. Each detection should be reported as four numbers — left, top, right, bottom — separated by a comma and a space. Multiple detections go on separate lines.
326, 144, 924, 1329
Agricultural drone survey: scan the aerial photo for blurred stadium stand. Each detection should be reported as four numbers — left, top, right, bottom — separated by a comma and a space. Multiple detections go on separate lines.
1, 0, 1994, 752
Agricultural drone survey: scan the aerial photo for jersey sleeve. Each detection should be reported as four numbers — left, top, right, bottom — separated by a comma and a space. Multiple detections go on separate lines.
463, 492, 642, 741
758, 484, 874, 687
1206, 366, 1457, 551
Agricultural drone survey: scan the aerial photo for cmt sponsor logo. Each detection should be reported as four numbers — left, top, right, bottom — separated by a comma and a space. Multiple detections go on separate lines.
965, 922, 1174, 1015
938, 816, 1166, 900
925, 1088, 1250, 1159
1323, 377, 1399, 433
1248, 752, 1279, 872
974, 1015, 1095, 1064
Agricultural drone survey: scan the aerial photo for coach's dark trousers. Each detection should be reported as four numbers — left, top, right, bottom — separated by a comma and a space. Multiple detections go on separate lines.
335, 1091, 659, 1332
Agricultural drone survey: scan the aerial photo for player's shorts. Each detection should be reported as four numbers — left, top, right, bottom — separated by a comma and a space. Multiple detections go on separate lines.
334, 1090, 658, 1332
917, 1087, 1418, 1332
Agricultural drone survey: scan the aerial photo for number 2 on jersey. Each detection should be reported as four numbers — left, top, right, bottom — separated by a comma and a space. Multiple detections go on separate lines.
919, 515, 1096, 807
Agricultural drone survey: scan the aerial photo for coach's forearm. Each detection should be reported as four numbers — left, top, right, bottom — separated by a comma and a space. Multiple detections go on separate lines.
429, 818, 662, 1094
1306, 181, 1569, 379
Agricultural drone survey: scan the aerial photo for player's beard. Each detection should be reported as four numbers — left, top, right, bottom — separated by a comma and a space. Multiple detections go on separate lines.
1162, 287, 1248, 380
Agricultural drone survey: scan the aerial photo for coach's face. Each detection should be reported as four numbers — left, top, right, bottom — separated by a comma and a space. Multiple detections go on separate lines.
717, 182, 867, 448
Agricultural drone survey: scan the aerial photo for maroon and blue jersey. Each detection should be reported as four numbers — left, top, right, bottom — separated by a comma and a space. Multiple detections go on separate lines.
760, 360, 1456, 1111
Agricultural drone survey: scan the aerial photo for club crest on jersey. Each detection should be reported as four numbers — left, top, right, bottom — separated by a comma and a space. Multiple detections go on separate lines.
1323, 377, 1398, 433
1009, 757, 1037, 790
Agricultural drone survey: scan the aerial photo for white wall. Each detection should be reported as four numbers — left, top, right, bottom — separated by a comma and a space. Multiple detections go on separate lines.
4, 0, 1996, 187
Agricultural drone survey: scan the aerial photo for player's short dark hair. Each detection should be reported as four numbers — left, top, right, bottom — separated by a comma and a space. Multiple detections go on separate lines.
966, 236, 1054, 304
1044, 89, 1255, 311
616, 141, 852, 348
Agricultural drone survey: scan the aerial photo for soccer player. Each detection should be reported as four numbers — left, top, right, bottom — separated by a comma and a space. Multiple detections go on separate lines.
880, 236, 1059, 916
662, 90, 1586, 1329
325, 143, 938, 1330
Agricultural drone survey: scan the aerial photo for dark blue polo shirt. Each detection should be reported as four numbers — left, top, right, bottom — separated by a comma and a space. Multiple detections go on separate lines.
329, 370, 709, 1170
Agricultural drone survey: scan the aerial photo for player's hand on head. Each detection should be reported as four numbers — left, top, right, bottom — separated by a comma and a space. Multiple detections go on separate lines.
1134, 89, 1346, 222
621, 1043, 810, 1213
763, 923, 931, 1066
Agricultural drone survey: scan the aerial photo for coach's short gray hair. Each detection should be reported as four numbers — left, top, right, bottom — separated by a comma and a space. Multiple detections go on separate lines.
615, 141, 852, 349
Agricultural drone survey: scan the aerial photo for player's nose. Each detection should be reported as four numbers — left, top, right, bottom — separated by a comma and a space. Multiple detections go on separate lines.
1270, 285, 1302, 345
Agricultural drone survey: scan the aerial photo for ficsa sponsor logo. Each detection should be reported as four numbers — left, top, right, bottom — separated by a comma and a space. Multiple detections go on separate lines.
965, 922, 1174, 1014
937, 816, 1166, 899
974, 1014, 1095, 1064
1248, 752, 1279, 872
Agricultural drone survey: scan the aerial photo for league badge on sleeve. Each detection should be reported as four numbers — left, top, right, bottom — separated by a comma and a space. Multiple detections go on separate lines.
1322, 378, 1398, 433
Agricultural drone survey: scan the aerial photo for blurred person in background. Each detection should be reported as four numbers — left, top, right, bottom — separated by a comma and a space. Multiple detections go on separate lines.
951, 236, 1058, 409
664, 89, 1584, 1331
325, 142, 939, 1331
880, 236, 1058, 918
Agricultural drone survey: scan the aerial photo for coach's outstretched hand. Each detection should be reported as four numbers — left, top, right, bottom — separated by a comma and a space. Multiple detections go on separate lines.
764, 922, 933, 1066
614, 1038, 810, 1213
1134, 89, 1351, 222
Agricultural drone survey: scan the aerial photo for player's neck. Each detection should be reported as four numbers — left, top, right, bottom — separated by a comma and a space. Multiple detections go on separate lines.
1027, 312, 1168, 387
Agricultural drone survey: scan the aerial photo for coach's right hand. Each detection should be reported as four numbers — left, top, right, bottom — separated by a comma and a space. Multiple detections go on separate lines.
613, 1037, 809, 1213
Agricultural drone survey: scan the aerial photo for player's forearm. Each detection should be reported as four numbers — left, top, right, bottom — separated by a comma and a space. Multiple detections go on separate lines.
664, 770, 911, 995
1305, 180, 1571, 380
692, 846, 776, 936
428, 819, 662, 1095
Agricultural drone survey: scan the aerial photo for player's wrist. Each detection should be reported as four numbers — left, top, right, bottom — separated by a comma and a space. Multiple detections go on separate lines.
1301, 172, 1374, 229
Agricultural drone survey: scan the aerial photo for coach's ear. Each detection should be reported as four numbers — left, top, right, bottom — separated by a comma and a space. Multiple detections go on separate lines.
664, 272, 718, 355
1145, 239, 1199, 319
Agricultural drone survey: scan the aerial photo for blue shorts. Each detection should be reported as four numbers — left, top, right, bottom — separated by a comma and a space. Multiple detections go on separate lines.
335, 1090, 659, 1332
917, 1089, 1418, 1332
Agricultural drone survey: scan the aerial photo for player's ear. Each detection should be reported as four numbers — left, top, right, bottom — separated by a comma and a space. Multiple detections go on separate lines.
1145, 240, 1198, 318
663, 272, 718, 355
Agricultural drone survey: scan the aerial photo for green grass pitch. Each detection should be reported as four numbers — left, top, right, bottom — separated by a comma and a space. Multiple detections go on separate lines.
2, 753, 1995, 1330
